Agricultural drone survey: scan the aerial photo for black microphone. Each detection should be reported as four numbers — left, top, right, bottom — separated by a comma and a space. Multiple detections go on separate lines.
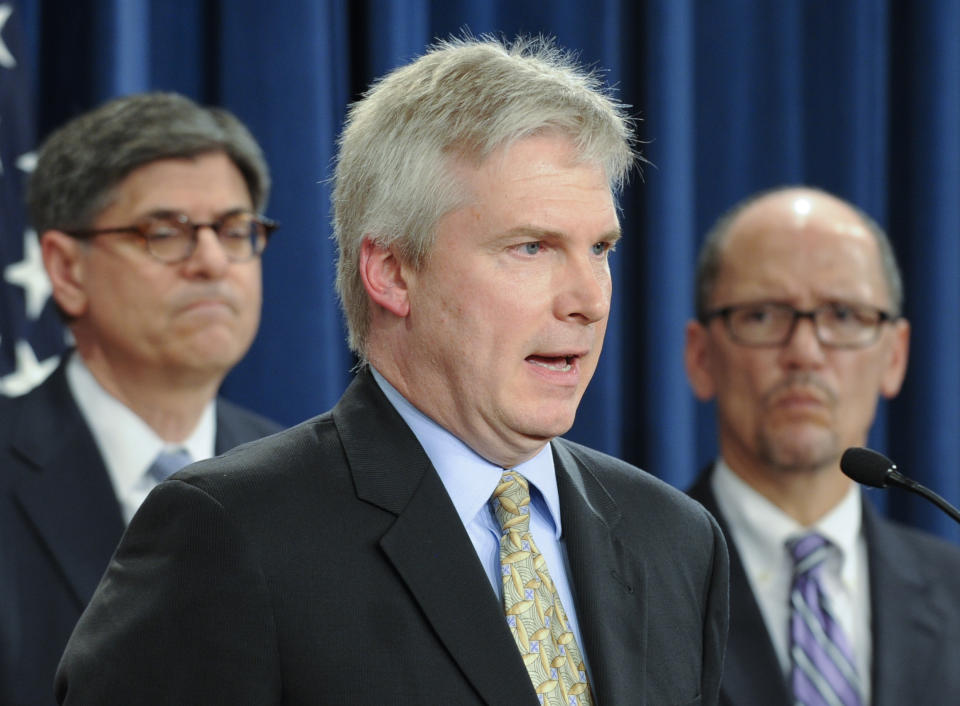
840, 446, 960, 525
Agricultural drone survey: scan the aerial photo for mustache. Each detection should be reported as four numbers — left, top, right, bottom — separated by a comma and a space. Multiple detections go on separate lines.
762, 372, 837, 407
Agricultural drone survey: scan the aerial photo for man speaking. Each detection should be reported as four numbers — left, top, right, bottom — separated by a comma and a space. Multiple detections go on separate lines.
57, 37, 728, 705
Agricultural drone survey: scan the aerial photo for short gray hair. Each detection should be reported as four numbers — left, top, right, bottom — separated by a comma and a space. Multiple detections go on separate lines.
694, 186, 904, 319
333, 35, 636, 357
28, 92, 270, 233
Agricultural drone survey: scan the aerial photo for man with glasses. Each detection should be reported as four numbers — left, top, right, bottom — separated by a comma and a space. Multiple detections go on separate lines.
685, 186, 960, 705
0, 92, 281, 706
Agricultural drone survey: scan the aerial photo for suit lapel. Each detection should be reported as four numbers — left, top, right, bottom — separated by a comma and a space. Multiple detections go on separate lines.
688, 467, 790, 706
213, 397, 279, 454
332, 370, 536, 706
214, 398, 249, 454
11, 363, 125, 607
863, 502, 942, 706
552, 441, 648, 705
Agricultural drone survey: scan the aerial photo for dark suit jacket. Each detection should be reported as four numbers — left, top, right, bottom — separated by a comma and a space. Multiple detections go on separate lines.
689, 465, 960, 706
56, 369, 728, 705
0, 359, 281, 706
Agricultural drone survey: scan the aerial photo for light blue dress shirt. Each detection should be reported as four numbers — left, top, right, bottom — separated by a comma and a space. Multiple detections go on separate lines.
370, 367, 590, 672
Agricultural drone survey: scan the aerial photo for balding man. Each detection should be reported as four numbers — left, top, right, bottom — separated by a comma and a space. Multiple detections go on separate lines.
685, 186, 960, 706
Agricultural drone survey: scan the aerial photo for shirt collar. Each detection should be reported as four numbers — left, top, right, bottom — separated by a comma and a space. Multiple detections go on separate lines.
369, 366, 562, 538
66, 353, 216, 496
712, 457, 862, 583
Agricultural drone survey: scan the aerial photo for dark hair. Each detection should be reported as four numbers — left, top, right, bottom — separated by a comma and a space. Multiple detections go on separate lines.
27, 92, 270, 232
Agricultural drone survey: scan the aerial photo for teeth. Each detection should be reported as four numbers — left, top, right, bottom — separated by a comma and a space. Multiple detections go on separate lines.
530, 357, 572, 372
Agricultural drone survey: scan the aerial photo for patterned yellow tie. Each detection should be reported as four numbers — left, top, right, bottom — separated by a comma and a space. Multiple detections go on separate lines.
490, 471, 593, 705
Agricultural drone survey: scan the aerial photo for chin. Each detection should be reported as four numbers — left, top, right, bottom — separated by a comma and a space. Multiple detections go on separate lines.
762, 436, 840, 473
520, 412, 578, 442
174, 344, 246, 374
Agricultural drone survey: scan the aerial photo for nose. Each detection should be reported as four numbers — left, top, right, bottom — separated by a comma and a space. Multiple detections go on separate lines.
182, 226, 231, 278
555, 252, 610, 324
779, 315, 826, 368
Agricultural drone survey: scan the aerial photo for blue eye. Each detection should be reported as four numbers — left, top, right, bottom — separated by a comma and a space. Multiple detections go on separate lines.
521, 242, 542, 255
592, 241, 612, 256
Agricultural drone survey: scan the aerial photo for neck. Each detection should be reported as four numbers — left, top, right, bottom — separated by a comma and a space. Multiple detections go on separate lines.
75, 348, 221, 442
366, 349, 544, 469
722, 452, 853, 526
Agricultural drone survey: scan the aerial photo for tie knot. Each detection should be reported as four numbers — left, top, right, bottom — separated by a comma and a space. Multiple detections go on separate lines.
147, 448, 192, 483
490, 471, 531, 534
787, 532, 830, 576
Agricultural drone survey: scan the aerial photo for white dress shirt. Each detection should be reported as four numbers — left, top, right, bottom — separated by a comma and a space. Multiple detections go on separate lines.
66, 354, 216, 523
370, 367, 591, 676
711, 459, 872, 701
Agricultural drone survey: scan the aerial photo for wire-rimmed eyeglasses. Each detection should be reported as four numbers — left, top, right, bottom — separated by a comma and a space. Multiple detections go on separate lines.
65, 210, 278, 264
700, 301, 896, 348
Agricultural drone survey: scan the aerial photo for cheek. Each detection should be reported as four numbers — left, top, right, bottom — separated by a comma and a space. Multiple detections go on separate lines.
237, 262, 262, 298
714, 357, 772, 416
233, 267, 263, 316
835, 366, 881, 413
713, 349, 767, 393
437, 287, 464, 319
96, 270, 166, 321
599, 263, 613, 294
450, 275, 513, 329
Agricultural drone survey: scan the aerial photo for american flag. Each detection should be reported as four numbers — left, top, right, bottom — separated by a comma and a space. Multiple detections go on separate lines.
0, 0, 64, 396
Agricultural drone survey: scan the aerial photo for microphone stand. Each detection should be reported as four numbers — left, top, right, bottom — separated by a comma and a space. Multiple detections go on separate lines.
886, 472, 960, 525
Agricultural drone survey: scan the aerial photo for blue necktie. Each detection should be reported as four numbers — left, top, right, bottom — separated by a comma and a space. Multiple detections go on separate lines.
146, 448, 192, 483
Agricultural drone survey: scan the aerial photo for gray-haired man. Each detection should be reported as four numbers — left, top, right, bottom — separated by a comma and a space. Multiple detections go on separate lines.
57, 40, 727, 706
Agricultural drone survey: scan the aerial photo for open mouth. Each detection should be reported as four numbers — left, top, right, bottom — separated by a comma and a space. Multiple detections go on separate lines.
526, 354, 578, 372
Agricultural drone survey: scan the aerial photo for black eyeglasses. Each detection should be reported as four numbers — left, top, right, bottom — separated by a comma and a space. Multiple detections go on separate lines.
65, 210, 278, 264
701, 301, 896, 348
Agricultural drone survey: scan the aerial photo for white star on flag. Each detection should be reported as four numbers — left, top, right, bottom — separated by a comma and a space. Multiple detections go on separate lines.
0, 4, 16, 69
4, 229, 52, 319
5, 147, 37, 179
17, 150, 36, 172
0, 338, 59, 396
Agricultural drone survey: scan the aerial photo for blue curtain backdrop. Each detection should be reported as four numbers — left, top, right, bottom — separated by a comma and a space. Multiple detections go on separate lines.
2, 0, 959, 544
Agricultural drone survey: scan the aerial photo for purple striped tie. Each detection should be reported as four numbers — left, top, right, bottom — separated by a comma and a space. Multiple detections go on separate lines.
787, 533, 863, 706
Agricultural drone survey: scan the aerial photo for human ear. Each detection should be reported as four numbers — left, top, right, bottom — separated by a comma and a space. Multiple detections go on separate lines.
358, 236, 410, 318
685, 319, 718, 401
880, 318, 910, 398
41, 230, 88, 318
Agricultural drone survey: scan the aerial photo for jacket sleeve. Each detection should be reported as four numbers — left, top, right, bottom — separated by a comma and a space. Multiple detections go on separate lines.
55, 479, 281, 706
700, 508, 730, 706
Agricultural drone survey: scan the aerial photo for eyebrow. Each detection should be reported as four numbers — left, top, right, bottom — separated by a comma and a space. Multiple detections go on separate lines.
496, 225, 622, 244
135, 207, 253, 221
